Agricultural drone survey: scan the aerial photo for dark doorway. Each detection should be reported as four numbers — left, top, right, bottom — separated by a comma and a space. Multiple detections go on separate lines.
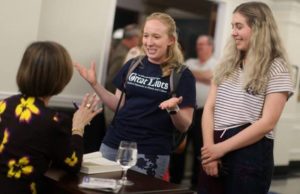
113, 7, 139, 31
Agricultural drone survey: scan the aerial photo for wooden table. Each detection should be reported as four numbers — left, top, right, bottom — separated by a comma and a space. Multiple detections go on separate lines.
45, 168, 195, 194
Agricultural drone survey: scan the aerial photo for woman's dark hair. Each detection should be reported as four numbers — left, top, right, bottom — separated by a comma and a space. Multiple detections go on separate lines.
16, 41, 73, 97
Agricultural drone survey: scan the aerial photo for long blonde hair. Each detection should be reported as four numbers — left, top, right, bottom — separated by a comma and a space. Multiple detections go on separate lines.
142, 12, 184, 76
214, 1, 291, 94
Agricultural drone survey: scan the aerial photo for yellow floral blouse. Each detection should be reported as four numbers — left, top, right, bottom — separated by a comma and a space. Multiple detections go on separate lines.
0, 95, 83, 194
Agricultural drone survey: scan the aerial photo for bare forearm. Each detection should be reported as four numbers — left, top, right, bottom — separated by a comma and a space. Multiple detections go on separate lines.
220, 92, 288, 154
220, 120, 273, 154
202, 83, 217, 146
92, 83, 120, 111
192, 70, 212, 84
202, 106, 215, 146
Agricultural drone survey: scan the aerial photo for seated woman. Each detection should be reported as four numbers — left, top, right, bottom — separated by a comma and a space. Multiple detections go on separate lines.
0, 41, 101, 194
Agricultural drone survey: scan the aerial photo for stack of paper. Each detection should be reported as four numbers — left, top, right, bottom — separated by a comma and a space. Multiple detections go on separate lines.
80, 152, 122, 174
79, 176, 122, 193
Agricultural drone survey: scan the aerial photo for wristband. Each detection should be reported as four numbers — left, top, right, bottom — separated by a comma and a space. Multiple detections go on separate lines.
166, 105, 180, 115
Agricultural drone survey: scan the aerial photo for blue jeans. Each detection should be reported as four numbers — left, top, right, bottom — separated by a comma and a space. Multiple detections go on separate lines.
198, 123, 274, 194
100, 143, 169, 179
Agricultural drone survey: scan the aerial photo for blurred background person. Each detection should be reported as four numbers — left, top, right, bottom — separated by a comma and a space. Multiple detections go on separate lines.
123, 45, 143, 63
169, 35, 217, 190
105, 24, 140, 127
106, 24, 141, 93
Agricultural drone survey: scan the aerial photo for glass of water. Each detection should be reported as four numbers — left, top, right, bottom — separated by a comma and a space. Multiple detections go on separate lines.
115, 141, 137, 186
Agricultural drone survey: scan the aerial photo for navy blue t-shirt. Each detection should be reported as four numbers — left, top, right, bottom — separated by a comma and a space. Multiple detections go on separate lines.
103, 57, 196, 155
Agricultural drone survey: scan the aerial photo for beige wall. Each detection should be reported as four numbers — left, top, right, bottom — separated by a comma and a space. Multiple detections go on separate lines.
38, 0, 116, 107
272, 0, 300, 165
0, 0, 42, 96
0, 0, 116, 107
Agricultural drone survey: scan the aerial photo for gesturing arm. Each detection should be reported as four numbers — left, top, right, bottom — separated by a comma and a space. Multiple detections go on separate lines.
159, 96, 194, 133
74, 62, 124, 111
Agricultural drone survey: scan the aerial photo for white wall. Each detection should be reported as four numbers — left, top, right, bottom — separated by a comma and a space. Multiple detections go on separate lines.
0, 0, 117, 107
272, 0, 300, 165
0, 0, 42, 97
38, 0, 116, 107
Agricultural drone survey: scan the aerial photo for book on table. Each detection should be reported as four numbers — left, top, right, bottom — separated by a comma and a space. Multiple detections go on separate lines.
80, 152, 122, 174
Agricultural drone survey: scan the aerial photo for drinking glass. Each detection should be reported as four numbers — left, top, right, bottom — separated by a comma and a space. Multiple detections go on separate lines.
115, 141, 137, 186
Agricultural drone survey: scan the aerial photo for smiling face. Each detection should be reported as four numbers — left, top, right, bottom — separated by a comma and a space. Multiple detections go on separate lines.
231, 12, 252, 52
142, 19, 174, 64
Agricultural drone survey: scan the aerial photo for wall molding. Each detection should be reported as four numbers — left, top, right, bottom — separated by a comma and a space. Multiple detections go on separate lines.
290, 149, 300, 161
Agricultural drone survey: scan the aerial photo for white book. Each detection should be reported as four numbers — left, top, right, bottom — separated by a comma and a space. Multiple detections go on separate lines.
80, 152, 122, 174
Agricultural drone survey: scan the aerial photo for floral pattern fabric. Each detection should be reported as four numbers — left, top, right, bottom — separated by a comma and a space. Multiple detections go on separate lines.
15, 97, 40, 123
0, 100, 6, 114
0, 128, 9, 153
7, 156, 33, 179
0, 94, 83, 194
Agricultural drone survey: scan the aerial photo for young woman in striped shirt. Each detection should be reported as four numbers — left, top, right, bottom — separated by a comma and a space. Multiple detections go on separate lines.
199, 2, 294, 194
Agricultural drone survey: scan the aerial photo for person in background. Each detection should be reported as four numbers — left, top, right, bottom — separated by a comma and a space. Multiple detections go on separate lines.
104, 24, 141, 127
169, 35, 217, 189
106, 24, 141, 93
123, 45, 143, 63
0, 41, 101, 194
75, 12, 196, 179
199, 2, 294, 194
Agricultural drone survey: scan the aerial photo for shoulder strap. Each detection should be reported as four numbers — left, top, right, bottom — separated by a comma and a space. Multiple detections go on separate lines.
170, 65, 187, 97
170, 65, 189, 152
112, 55, 144, 126
123, 55, 145, 88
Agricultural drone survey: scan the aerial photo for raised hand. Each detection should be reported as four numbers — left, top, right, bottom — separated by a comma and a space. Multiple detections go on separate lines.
74, 62, 97, 86
72, 93, 102, 131
159, 96, 182, 110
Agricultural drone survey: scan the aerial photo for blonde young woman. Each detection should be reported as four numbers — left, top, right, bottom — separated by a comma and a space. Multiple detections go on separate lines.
199, 2, 294, 194
75, 12, 196, 178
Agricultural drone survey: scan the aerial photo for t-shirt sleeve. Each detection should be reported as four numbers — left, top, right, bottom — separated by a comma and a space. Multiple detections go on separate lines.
266, 58, 294, 99
176, 68, 196, 108
112, 59, 133, 91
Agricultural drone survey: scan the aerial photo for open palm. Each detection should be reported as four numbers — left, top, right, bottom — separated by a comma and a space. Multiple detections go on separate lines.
159, 96, 182, 110
74, 62, 97, 86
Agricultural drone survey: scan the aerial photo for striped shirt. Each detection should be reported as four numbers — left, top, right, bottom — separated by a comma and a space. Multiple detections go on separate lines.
214, 58, 294, 139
